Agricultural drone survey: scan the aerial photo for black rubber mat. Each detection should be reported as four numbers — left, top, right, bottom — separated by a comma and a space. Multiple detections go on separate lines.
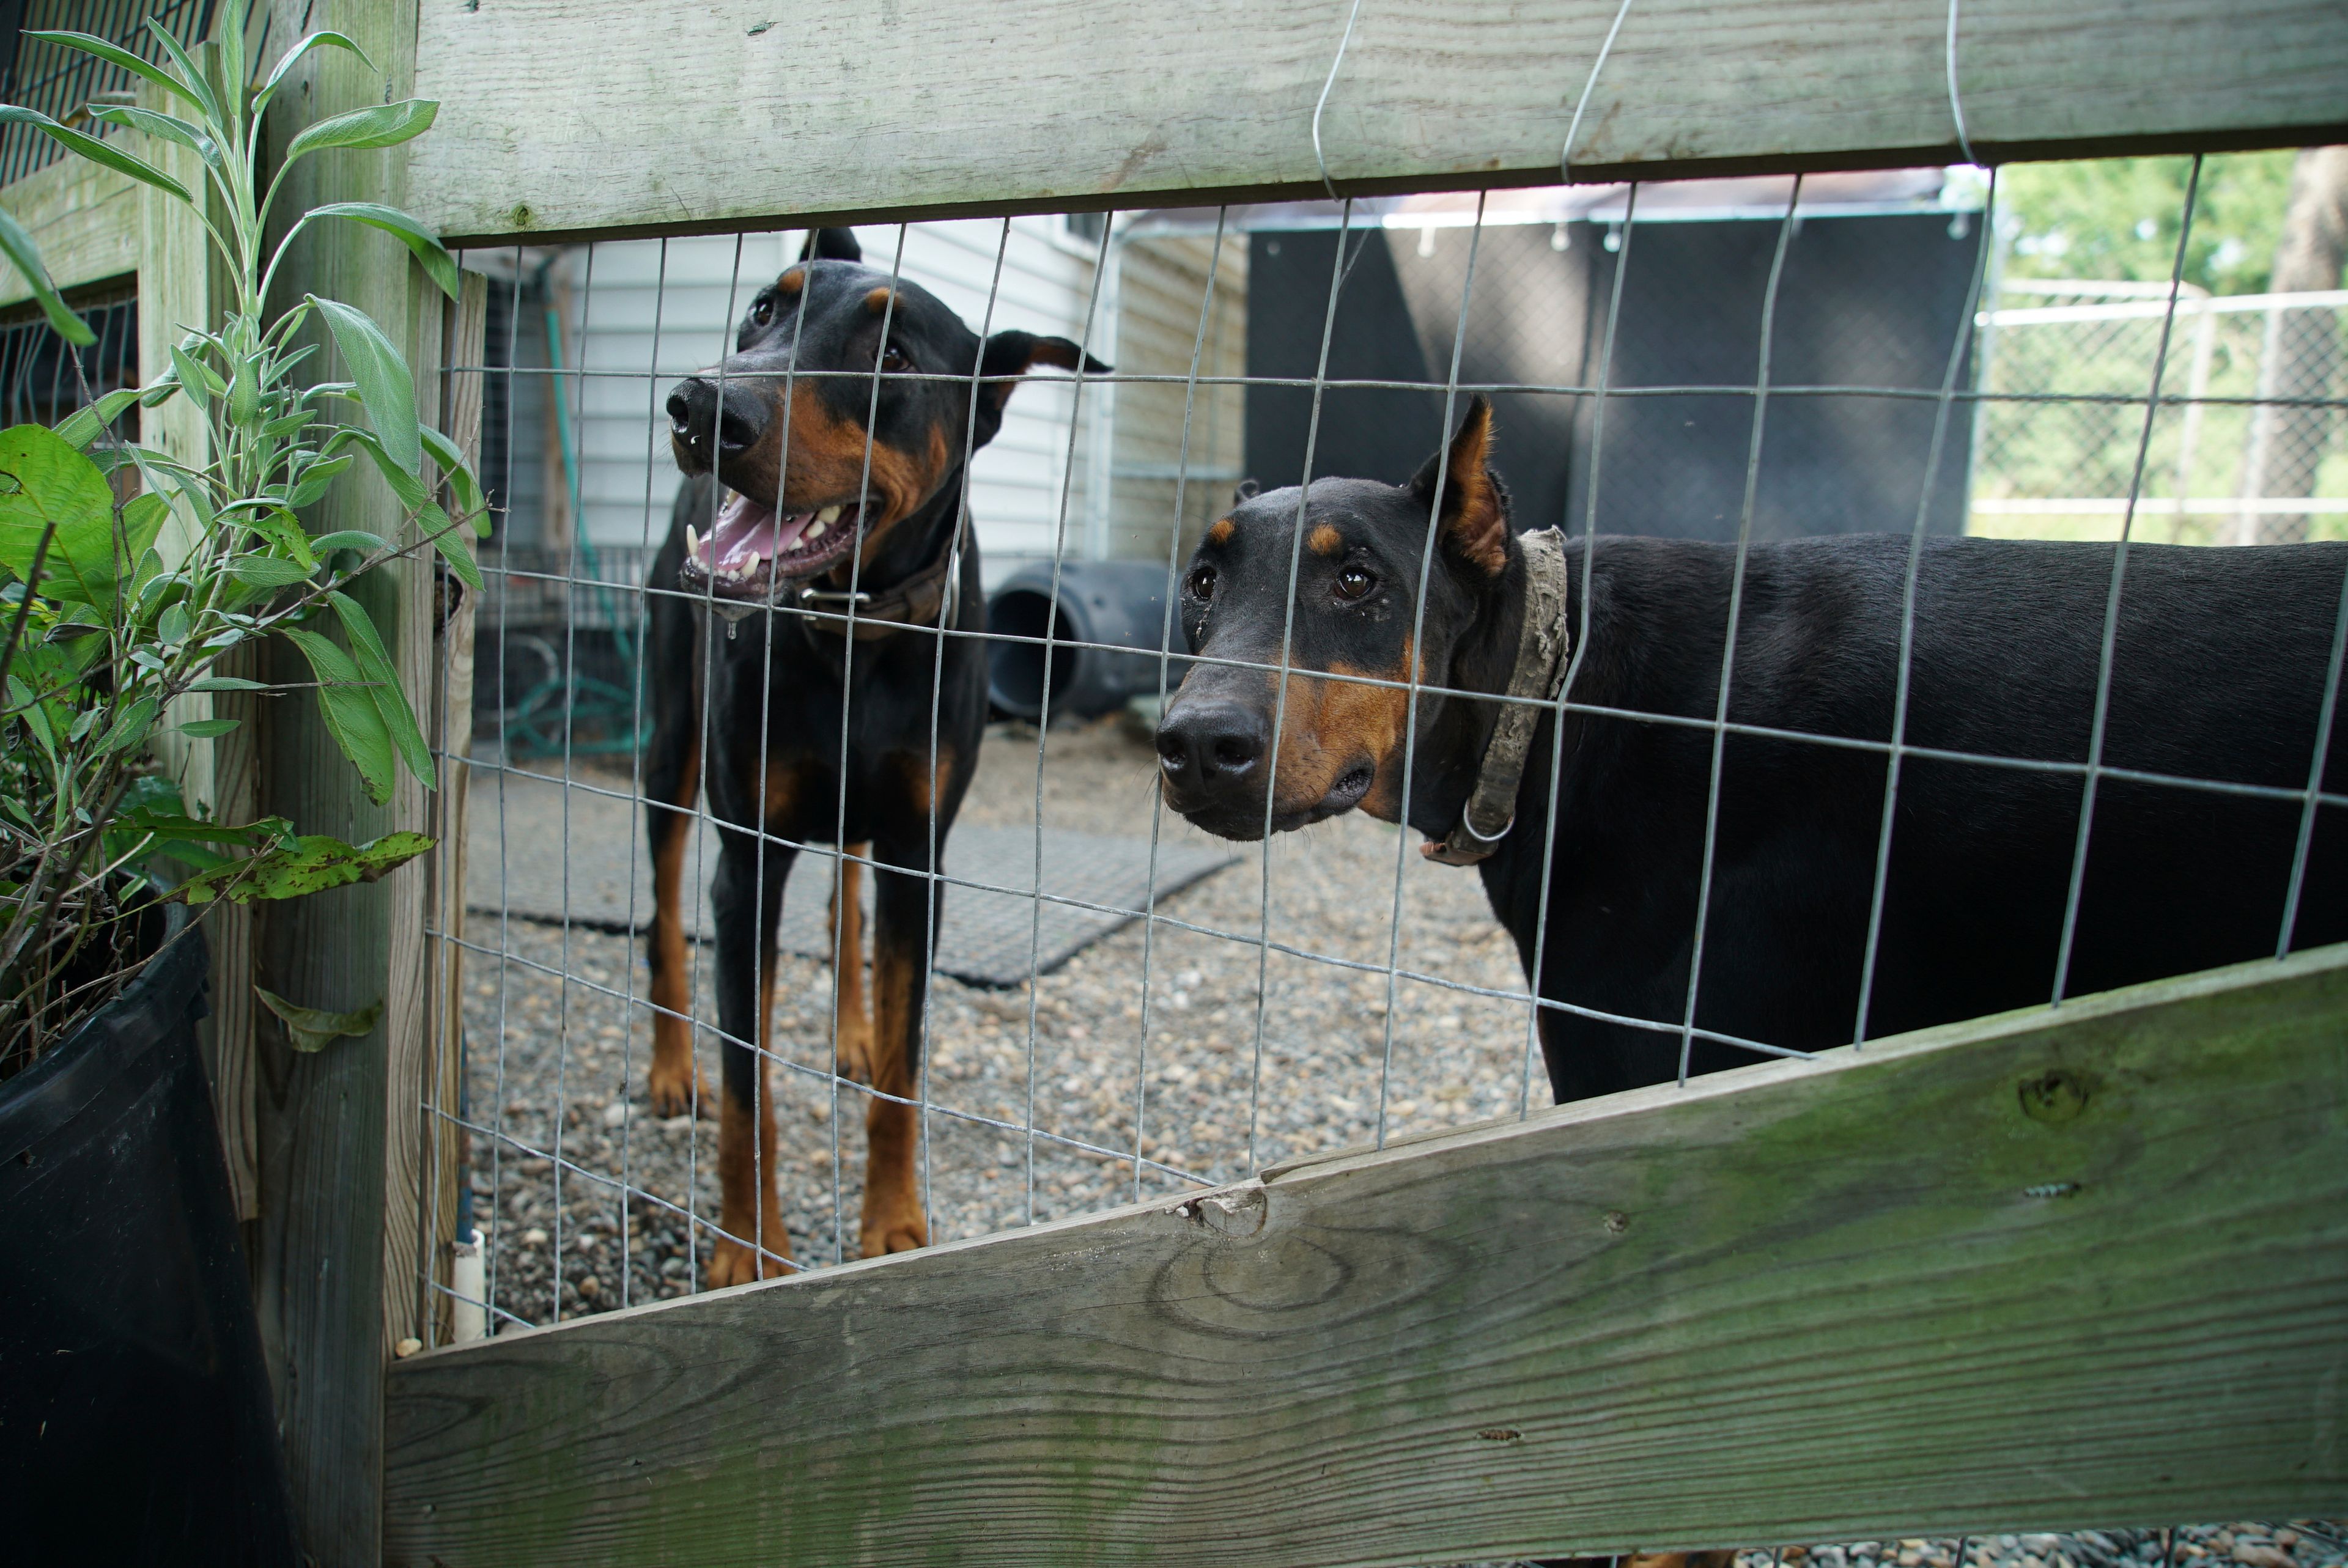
461, 770, 1235, 986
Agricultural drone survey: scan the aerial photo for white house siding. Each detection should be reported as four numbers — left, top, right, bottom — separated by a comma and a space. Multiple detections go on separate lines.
545, 219, 1100, 587
1097, 229, 1250, 571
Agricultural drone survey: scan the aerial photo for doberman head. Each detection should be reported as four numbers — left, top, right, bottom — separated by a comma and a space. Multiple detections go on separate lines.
1156, 394, 1517, 841
666, 227, 1102, 602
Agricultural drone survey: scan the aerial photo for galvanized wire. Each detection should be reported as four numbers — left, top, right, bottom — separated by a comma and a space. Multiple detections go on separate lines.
1675, 175, 1806, 1085
2051, 155, 2204, 1007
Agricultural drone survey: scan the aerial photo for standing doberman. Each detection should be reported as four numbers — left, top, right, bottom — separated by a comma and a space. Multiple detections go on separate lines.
644, 229, 1101, 1283
1156, 395, 2346, 1098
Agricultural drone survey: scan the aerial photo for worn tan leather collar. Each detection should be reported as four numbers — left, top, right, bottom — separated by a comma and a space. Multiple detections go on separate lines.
1423, 526, 1572, 867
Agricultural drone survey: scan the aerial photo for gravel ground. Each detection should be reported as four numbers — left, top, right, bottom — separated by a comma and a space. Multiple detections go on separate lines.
450, 723, 2339, 1568
456, 715, 1534, 1322
1443, 1525, 2348, 1568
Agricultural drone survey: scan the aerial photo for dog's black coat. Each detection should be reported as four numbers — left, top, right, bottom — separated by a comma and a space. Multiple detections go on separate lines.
1159, 400, 2347, 1104
643, 227, 1099, 1269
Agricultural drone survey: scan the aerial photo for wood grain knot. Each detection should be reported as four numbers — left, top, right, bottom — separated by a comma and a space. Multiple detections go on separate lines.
2018, 1068, 2089, 1125
1147, 1221, 1455, 1342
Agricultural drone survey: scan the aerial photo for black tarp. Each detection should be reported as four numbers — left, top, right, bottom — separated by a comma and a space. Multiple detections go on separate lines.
1243, 212, 1983, 543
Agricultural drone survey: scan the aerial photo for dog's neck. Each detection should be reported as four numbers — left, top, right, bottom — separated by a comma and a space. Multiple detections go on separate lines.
1401, 533, 1556, 841
815, 464, 968, 600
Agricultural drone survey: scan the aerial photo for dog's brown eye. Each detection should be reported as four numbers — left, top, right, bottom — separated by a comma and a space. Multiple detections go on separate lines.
1334, 566, 1375, 602
1186, 564, 1217, 601
750, 296, 774, 326
880, 344, 910, 372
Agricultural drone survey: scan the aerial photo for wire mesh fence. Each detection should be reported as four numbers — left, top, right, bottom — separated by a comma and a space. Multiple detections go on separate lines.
0, 288, 136, 430
413, 163, 2347, 1540
0, 0, 218, 188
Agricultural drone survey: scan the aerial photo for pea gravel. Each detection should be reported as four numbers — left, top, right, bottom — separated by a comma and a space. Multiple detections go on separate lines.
451, 722, 2338, 1567
457, 716, 1534, 1320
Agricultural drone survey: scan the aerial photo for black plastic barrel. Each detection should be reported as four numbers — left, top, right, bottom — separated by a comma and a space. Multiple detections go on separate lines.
0, 911, 299, 1567
986, 560, 1186, 722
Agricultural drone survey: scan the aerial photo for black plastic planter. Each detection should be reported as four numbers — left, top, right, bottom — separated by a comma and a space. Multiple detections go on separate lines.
986, 560, 1186, 723
0, 911, 298, 1567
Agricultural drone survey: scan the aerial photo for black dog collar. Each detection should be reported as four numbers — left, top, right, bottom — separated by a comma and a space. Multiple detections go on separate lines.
1423, 526, 1572, 867
773, 507, 968, 642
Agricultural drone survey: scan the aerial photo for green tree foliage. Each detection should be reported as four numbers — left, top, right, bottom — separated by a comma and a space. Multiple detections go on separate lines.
1999, 151, 2302, 295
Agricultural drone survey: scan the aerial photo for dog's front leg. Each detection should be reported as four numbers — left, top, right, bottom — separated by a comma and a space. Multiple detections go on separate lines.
829, 844, 875, 1084
858, 846, 939, 1257
708, 838, 794, 1286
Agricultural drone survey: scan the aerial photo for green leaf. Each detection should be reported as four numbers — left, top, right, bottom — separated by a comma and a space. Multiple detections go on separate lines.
95, 692, 157, 753
215, 1, 245, 117
229, 353, 260, 427
23, 30, 208, 115
87, 104, 221, 169
171, 344, 223, 403
284, 99, 438, 162
329, 590, 434, 790
54, 387, 144, 450
0, 423, 157, 609
157, 601, 190, 644
279, 626, 396, 803
334, 426, 481, 591
175, 716, 240, 738
0, 205, 96, 348
305, 202, 460, 303
187, 674, 267, 692
175, 828, 433, 907
420, 426, 490, 536
287, 454, 353, 509
254, 985, 383, 1053
426, 510, 481, 591
306, 529, 389, 556
140, 20, 223, 125
243, 508, 317, 572
308, 296, 420, 474
255, 31, 376, 114
229, 556, 312, 588
0, 106, 192, 204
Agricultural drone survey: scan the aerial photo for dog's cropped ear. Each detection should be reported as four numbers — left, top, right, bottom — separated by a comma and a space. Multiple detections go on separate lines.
1233, 478, 1261, 505
800, 227, 862, 263
977, 331, 1110, 413
1409, 394, 1510, 576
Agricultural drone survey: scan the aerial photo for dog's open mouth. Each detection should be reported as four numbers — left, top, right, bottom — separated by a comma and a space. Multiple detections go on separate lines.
681, 488, 863, 603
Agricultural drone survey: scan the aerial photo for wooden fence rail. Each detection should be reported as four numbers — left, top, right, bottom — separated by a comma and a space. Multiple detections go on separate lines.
404, 0, 2348, 245
383, 944, 2348, 1568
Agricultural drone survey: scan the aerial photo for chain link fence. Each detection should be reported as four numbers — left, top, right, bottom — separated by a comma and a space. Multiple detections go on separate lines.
1971, 282, 2348, 545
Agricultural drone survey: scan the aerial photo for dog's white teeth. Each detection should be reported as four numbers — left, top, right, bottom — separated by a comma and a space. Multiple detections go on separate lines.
816, 504, 842, 526
748, 550, 766, 569
685, 524, 701, 559
805, 519, 829, 542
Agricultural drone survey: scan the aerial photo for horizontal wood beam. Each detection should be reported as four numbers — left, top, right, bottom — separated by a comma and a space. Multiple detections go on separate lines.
0, 158, 138, 309
407, 0, 2348, 245
383, 944, 2348, 1567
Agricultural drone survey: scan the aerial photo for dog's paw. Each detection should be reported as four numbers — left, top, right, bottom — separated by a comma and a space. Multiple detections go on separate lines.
646, 1059, 711, 1119
833, 1020, 874, 1086
858, 1210, 929, 1259
707, 1234, 790, 1288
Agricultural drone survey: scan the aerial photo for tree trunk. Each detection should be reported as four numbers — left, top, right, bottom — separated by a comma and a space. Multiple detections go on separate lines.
2236, 145, 2348, 543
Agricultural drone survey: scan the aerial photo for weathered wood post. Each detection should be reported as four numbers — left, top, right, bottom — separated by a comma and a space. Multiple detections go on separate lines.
243, 3, 437, 1559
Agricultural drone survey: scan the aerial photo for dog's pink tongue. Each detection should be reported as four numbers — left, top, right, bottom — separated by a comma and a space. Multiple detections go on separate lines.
711, 491, 811, 567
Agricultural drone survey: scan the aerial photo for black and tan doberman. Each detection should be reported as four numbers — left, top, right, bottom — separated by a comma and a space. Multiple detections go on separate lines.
644, 228, 1101, 1284
1157, 394, 2346, 1097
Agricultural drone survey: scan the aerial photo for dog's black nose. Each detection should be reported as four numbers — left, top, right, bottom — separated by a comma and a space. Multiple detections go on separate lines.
1156, 698, 1268, 790
666, 377, 765, 457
